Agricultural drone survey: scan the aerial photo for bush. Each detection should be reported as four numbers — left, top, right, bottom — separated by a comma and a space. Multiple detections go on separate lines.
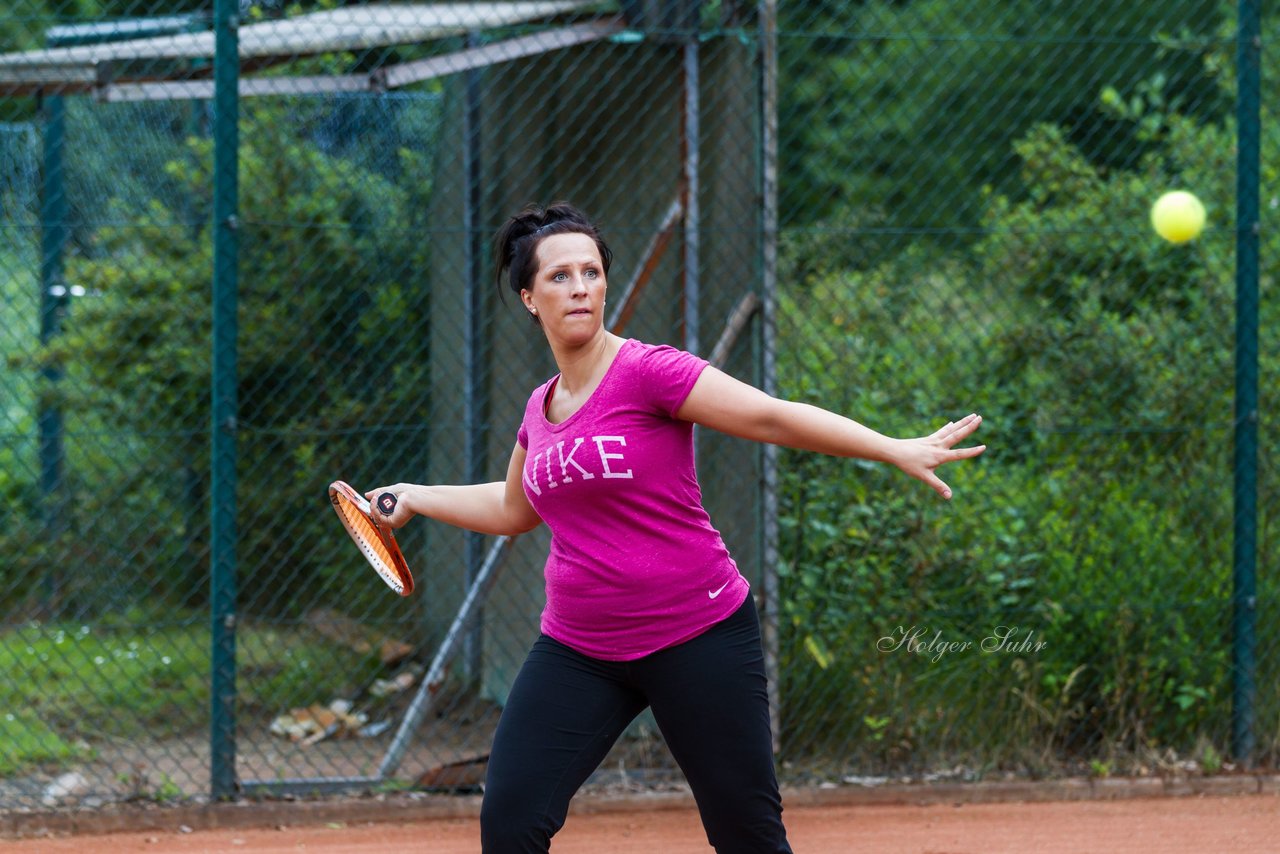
773, 82, 1274, 772
5, 95, 443, 619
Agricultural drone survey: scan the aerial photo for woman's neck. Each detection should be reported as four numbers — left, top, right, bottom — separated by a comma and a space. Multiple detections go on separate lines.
552, 332, 620, 396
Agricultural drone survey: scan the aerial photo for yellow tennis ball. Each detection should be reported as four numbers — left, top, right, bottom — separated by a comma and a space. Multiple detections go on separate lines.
1151, 191, 1206, 244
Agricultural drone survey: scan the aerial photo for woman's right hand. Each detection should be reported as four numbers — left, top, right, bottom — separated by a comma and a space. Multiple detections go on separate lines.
363, 483, 418, 529
358, 445, 542, 538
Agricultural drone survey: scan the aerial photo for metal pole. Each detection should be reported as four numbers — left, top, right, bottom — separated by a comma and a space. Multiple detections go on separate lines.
757, 0, 781, 756
1230, 0, 1260, 768
463, 31, 487, 682
683, 38, 700, 355
379, 536, 514, 777
210, 0, 241, 800
38, 86, 67, 606
35, 24, 102, 610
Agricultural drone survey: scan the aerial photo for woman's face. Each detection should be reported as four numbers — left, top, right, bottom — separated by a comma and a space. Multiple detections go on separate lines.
520, 232, 608, 345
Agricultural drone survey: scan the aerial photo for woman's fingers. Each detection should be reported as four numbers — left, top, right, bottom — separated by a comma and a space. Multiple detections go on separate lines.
931, 413, 983, 448
898, 415, 986, 498
364, 484, 410, 528
929, 421, 955, 440
950, 443, 987, 461
925, 472, 953, 500
945, 413, 981, 441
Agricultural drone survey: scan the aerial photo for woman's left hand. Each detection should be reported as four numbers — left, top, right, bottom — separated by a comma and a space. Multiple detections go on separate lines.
891, 413, 986, 500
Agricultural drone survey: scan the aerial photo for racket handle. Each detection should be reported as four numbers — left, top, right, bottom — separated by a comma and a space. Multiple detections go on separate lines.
376, 492, 398, 516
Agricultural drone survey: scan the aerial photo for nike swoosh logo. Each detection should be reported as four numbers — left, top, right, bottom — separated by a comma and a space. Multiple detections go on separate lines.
708, 580, 731, 599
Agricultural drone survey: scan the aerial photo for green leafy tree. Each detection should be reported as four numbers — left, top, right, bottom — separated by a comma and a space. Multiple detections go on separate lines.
778, 0, 1228, 242
23, 96, 440, 615
774, 10, 1277, 769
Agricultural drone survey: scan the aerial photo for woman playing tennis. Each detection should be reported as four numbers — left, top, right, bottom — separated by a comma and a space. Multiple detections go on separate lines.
368, 202, 985, 853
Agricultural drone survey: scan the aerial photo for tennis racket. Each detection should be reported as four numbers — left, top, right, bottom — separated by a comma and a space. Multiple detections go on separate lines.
328, 480, 414, 596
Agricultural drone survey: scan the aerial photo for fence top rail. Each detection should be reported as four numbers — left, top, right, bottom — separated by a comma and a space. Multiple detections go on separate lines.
0, 1, 597, 77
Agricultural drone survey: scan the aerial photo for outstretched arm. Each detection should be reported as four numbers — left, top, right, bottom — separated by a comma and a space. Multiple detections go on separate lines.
364, 442, 543, 535
675, 366, 985, 500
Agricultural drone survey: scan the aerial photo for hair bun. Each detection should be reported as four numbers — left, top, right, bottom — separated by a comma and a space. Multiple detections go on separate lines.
499, 209, 545, 261
492, 201, 611, 307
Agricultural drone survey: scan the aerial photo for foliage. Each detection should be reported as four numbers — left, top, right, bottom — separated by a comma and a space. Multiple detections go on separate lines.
778, 0, 1229, 250
0, 608, 385, 777
3, 94, 442, 617
774, 24, 1277, 772
0, 711, 88, 776
0, 242, 38, 511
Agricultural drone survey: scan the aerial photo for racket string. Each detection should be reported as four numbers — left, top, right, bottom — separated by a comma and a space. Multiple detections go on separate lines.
330, 488, 411, 595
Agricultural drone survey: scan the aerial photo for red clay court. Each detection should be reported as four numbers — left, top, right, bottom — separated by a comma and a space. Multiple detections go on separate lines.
5, 792, 1277, 853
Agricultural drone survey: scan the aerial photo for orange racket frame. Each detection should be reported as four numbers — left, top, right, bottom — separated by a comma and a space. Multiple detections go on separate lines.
328, 480, 414, 596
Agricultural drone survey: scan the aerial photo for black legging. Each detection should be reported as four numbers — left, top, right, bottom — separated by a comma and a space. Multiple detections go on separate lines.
480, 597, 792, 853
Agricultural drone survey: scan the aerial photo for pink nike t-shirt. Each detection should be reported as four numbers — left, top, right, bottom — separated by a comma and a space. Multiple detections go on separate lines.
516, 339, 751, 661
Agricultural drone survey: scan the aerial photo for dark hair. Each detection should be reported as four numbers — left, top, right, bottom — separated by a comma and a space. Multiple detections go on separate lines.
493, 202, 613, 310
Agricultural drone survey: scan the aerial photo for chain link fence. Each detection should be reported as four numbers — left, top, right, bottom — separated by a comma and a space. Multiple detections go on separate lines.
0, 0, 1273, 814
771, 0, 1275, 786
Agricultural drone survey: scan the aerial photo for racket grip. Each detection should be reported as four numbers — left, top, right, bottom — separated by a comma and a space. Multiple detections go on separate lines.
376, 492, 398, 516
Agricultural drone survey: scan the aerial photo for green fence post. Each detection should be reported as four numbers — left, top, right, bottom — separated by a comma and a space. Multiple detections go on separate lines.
1231, 0, 1261, 768
210, 0, 241, 800
37, 85, 66, 590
